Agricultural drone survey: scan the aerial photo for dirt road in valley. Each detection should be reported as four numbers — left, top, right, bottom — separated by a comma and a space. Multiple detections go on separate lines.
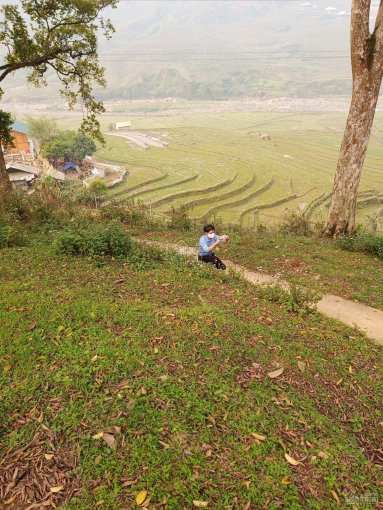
107, 130, 168, 149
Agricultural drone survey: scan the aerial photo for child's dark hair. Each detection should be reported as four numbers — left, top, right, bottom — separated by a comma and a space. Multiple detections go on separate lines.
203, 224, 215, 233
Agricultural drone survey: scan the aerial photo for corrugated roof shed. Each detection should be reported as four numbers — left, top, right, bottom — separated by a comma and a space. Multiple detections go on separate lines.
6, 162, 40, 175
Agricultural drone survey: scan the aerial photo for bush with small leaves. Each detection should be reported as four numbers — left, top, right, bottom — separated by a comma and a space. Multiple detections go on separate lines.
279, 210, 312, 237
337, 231, 383, 260
0, 214, 27, 248
125, 243, 167, 271
53, 222, 134, 258
259, 283, 320, 315
168, 206, 193, 231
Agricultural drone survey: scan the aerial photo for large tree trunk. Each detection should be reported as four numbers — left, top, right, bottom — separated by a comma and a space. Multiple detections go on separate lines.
324, 78, 380, 236
323, 0, 383, 236
0, 145, 12, 193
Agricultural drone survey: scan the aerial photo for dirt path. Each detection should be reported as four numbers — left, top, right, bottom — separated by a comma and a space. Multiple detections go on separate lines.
107, 131, 168, 149
142, 240, 383, 345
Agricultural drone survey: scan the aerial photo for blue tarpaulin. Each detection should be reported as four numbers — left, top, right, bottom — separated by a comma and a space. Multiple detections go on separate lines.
63, 162, 78, 172
12, 121, 29, 134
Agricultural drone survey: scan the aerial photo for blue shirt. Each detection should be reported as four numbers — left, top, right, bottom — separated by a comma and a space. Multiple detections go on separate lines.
198, 234, 222, 256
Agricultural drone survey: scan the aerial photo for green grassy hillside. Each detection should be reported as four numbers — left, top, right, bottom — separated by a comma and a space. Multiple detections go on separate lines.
1, 234, 382, 509
96, 112, 383, 227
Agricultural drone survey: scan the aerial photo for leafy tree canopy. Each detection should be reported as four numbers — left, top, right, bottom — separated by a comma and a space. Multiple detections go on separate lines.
0, 0, 117, 143
0, 110, 14, 148
87, 177, 107, 196
27, 117, 59, 144
41, 130, 96, 162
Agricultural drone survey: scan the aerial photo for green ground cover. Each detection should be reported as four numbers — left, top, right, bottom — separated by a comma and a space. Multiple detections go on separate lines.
141, 228, 383, 311
1, 236, 383, 509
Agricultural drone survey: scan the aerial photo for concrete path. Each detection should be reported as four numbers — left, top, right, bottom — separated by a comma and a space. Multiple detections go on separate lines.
140, 239, 383, 345
316, 295, 383, 344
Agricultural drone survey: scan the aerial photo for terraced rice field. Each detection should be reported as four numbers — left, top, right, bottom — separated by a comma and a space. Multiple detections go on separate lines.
96, 112, 383, 226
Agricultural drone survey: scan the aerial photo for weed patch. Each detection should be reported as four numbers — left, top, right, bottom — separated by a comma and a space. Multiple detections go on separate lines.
53, 222, 134, 257
0, 215, 27, 248
259, 283, 321, 315
337, 231, 383, 260
279, 210, 313, 237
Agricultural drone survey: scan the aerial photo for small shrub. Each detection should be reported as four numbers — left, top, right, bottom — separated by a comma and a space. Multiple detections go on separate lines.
76, 179, 107, 207
0, 215, 27, 248
256, 223, 268, 235
54, 222, 134, 258
256, 236, 275, 250
125, 243, 167, 271
336, 235, 357, 252
101, 202, 159, 232
337, 231, 383, 260
53, 229, 84, 256
0, 188, 30, 221
260, 283, 320, 315
279, 210, 312, 237
168, 206, 192, 231
0, 219, 13, 248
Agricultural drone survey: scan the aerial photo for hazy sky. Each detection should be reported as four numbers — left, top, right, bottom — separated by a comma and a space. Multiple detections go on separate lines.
1, 0, 381, 102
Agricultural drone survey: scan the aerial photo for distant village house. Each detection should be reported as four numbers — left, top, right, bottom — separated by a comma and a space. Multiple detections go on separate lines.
115, 121, 131, 130
6, 162, 40, 190
4, 122, 36, 157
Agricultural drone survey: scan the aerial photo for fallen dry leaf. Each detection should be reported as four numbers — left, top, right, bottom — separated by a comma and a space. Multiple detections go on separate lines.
4, 495, 17, 505
268, 367, 284, 379
331, 490, 340, 503
28, 321, 38, 331
297, 361, 306, 372
102, 432, 116, 449
50, 485, 64, 493
281, 476, 292, 485
44, 453, 54, 461
37, 412, 44, 423
251, 432, 266, 441
193, 501, 208, 508
92, 432, 104, 440
91, 355, 105, 362
135, 490, 148, 506
285, 453, 299, 466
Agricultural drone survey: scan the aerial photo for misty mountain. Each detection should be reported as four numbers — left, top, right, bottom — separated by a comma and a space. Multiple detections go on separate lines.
2, 0, 373, 102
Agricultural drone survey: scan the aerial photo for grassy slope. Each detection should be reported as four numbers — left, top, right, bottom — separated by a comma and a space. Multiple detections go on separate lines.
1, 240, 382, 509
96, 112, 383, 226
142, 229, 383, 312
